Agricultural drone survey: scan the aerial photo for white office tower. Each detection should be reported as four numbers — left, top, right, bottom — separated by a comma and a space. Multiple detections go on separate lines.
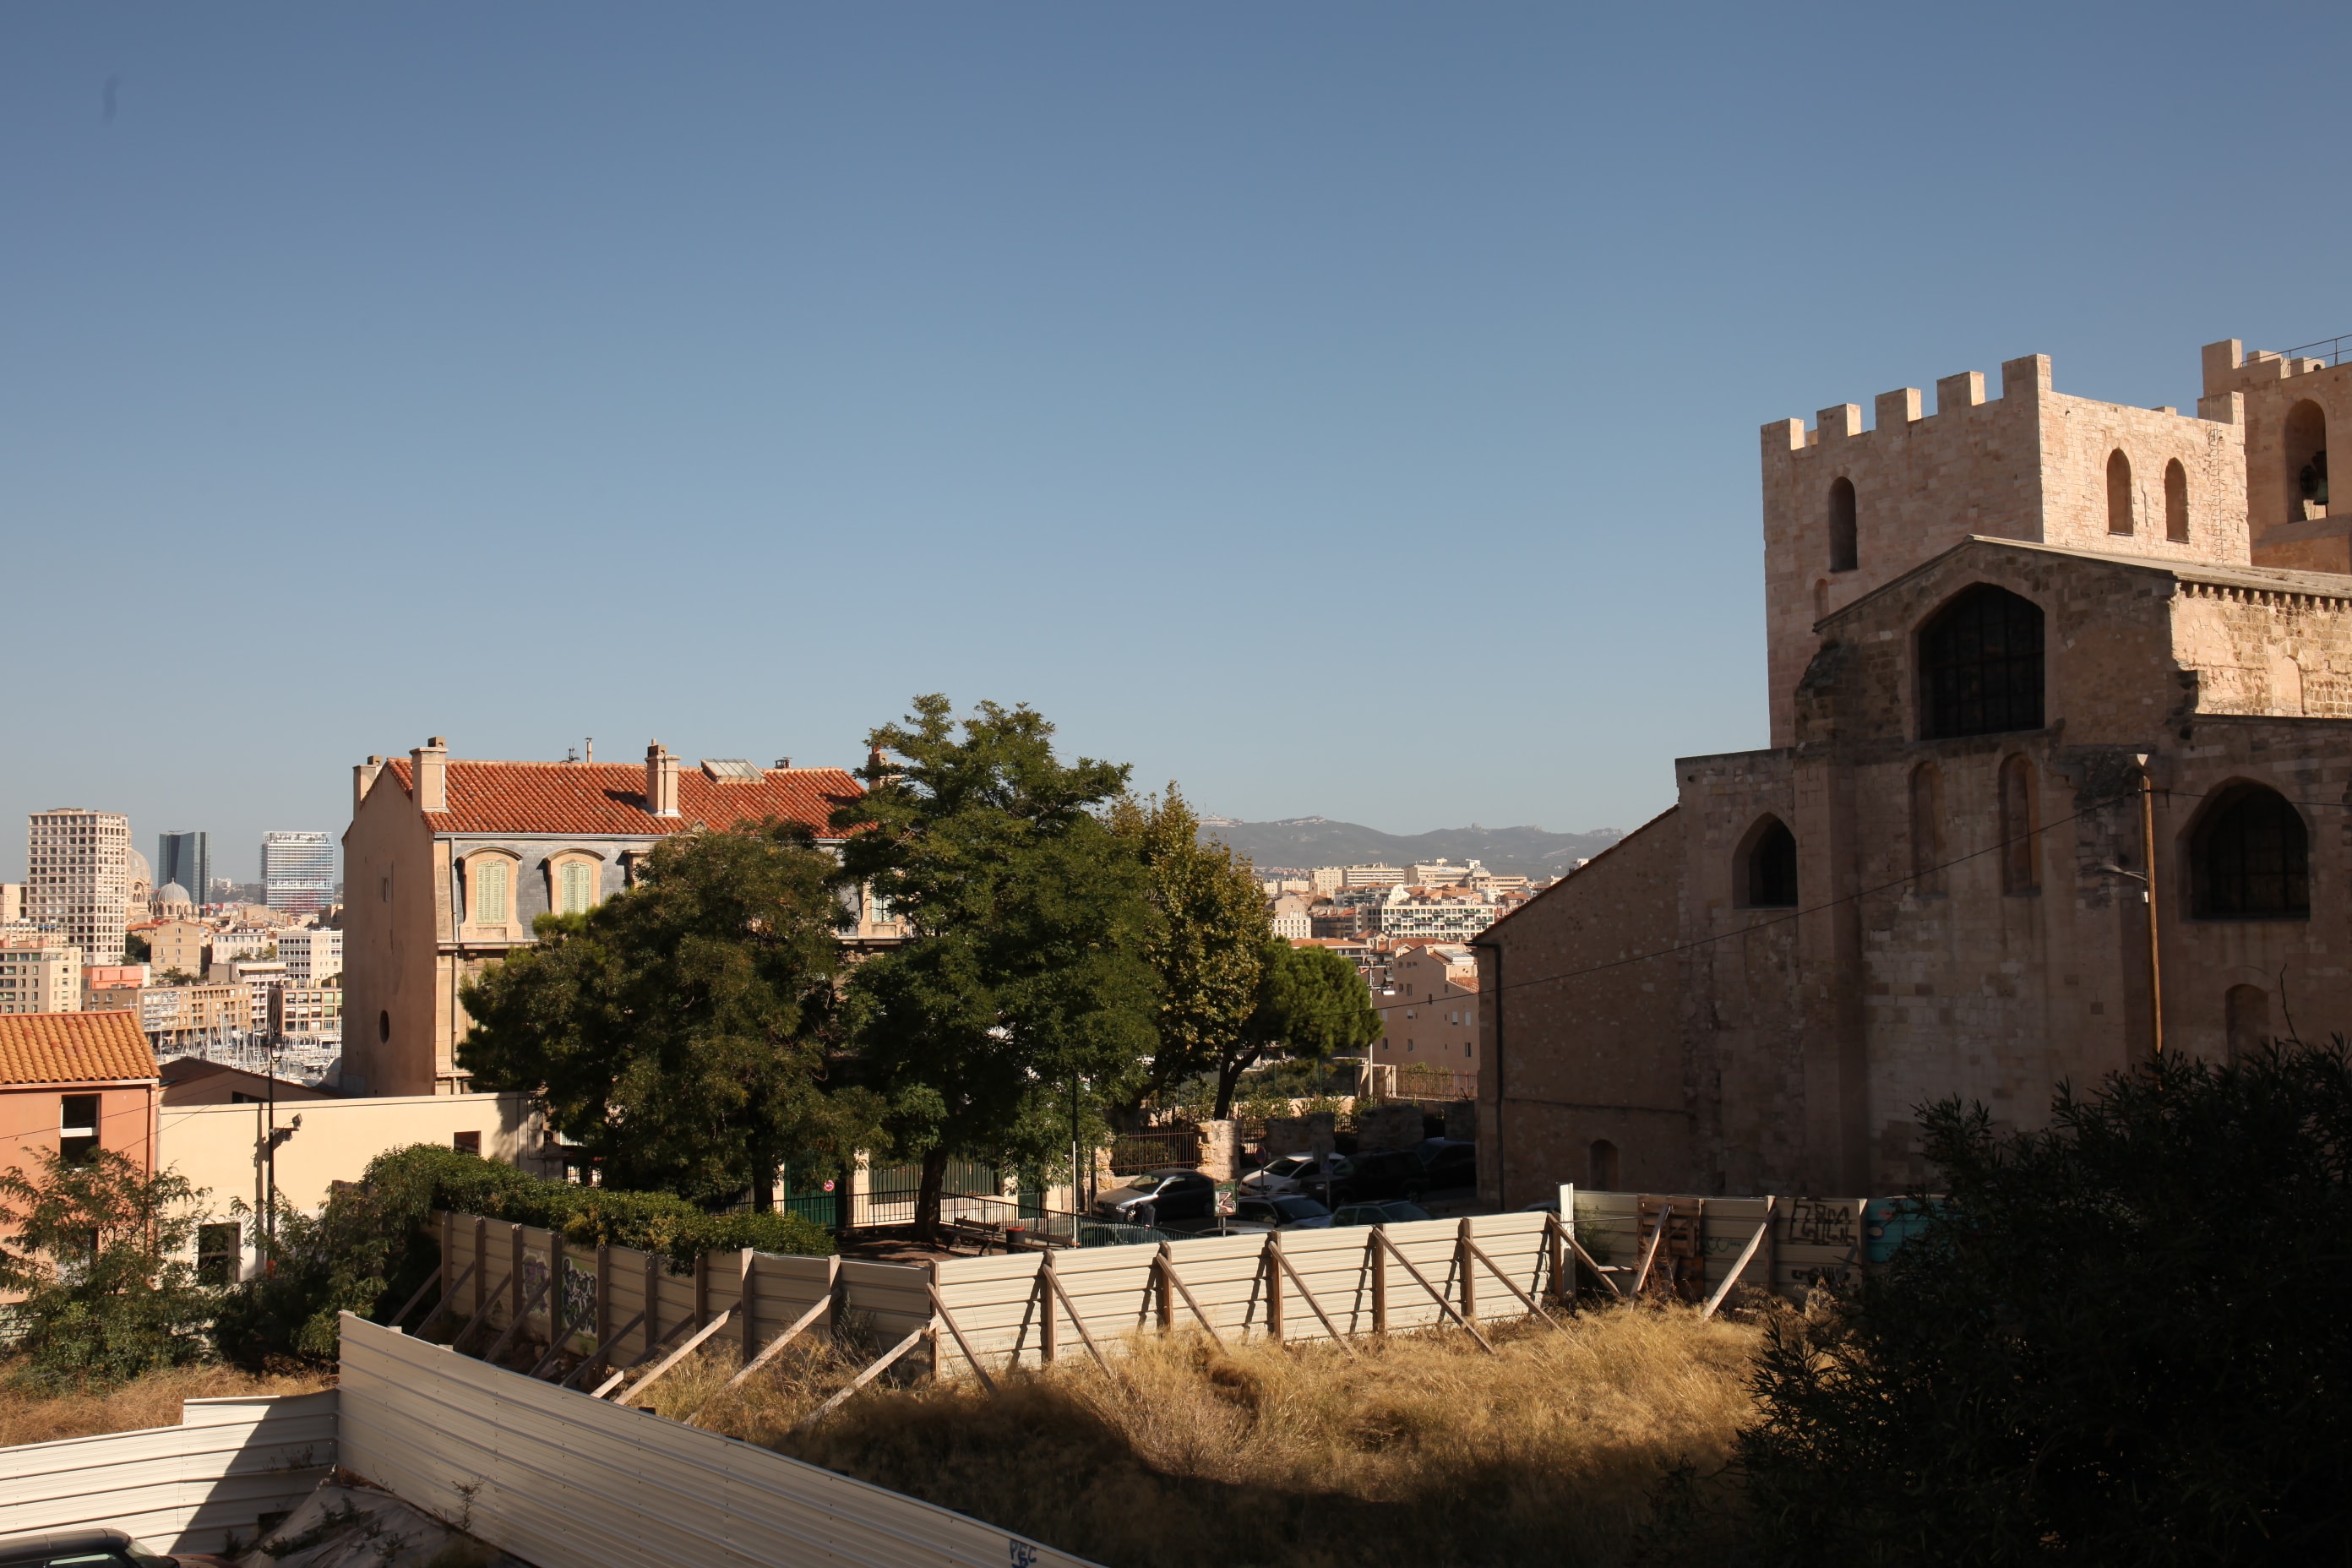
25, 810, 132, 964
277, 926, 344, 985
261, 830, 336, 916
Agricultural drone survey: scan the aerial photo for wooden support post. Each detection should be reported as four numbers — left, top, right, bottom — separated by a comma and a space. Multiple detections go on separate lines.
928, 1273, 1000, 1394
440, 1211, 455, 1305
595, 1243, 612, 1350
509, 1225, 525, 1325
740, 1248, 759, 1364
386, 1261, 454, 1331
1374, 1231, 1494, 1353
1263, 1233, 1284, 1342
694, 1249, 710, 1328
1038, 1252, 1059, 1364
1154, 1247, 1175, 1333
1456, 1217, 1476, 1324
1462, 1236, 1558, 1328
1042, 1257, 1109, 1369
792, 1329, 925, 1432
548, 1232, 568, 1351
472, 1217, 487, 1317
1152, 1247, 1225, 1345
1369, 1231, 1387, 1335
643, 1249, 661, 1361
1270, 1242, 1358, 1354
1546, 1204, 1567, 1304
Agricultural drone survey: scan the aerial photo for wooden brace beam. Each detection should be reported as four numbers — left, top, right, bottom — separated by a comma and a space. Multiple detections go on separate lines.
1631, 1202, 1671, 1296
926, 1283, 1000, 1394
1702, 1221, 1772, 1320
721, 1295, 835, 1391
1043, 1262, 1111, 1370
607, 1308, 734, 1404
1375, 1231, 1494, 1353
1269, 1244, 1358, 1355
1155, 1246, 1225, 1346
481, 1270, 556, 1364
449, 1274, 513, 1354
792, 1328, 925, 1432
1462, 1237, 1560, 1329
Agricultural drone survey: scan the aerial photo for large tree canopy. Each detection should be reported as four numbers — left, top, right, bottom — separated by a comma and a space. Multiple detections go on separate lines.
834, 695, 1158, 1233
1108, 785, 1271, 1113
1218, 938, 1381, 1117
458, 821, 864, 1206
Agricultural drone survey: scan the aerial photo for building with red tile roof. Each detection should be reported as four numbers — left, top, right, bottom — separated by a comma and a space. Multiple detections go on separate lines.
342, 738, 884, 1097
0, 1011, 160, 1192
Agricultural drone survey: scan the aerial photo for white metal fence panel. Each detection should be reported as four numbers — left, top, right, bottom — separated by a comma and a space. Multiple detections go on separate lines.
337, 1315, 1099, 1568
0, 1391, 336, 1556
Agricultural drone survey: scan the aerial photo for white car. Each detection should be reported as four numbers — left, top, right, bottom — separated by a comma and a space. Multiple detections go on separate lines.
1238, 1154, 1348, 1198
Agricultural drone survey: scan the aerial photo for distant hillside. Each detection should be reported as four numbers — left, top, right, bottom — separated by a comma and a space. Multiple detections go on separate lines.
1197, 816, 1624, 880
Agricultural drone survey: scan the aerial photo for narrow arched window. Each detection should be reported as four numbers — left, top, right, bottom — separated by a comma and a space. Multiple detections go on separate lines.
473, 859, 510, 925
2164, 459, 2189, 542
1742, 817, 1799, 908
2191, 785, 2310, 919
2106, 449, 2134, 535
1588, 1139, 1620, 1190
1908, 762, 1945, 892
2285, 400, 2328, 521
1919, 585, 2044, 739
1828, 477, 1858, 573
2224, 984, 2270, 1062
558, 861, 595, 914
1999, 755, 2039, 893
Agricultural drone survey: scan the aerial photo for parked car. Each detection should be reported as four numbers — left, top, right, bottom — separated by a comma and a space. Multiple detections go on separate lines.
1416, 1140, 1477, 1190
1092, 1168, 1217, 1225
1224, 1194, 1335, 1230
1330, 1200, 1434, 1227
0, 1526, 233, 1566
1331, 1148, 1428, 1204
1237, 1154, 1345, 1198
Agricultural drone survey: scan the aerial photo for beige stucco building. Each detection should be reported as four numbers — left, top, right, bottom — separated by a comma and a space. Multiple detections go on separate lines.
1479, 336, 2352, 1205
341, 739, 879, 1097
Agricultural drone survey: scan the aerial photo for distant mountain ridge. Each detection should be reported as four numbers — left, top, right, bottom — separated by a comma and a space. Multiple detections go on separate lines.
1197, 815, 1624, 880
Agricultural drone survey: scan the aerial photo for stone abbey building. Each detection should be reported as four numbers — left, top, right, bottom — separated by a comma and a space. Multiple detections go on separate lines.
1478, 337, 2352, 1203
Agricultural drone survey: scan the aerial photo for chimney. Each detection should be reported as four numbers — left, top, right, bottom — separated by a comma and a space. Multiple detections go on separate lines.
411, 737, 449, 814
585, 737, 594, 764
645, 741, 680, 817
354, 755, 385, 817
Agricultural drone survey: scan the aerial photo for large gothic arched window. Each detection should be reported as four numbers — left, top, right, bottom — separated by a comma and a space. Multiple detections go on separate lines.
2191, 786, 2309, 920
1919, 585, 2044, 739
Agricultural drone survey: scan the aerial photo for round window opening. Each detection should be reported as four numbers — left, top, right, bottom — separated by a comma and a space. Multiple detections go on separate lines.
378, 1010, 391, 1043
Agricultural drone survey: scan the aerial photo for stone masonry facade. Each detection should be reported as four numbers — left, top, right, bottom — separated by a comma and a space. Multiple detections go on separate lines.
1478, 336, 2352, 1205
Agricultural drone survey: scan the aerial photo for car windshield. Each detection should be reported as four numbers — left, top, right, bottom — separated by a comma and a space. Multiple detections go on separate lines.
1265, 1157, 1313, 1176
1272, 1196, 1331, 1220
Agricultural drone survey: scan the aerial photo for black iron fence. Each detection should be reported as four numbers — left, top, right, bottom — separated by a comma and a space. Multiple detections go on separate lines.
1108, 1125, 1202, 1175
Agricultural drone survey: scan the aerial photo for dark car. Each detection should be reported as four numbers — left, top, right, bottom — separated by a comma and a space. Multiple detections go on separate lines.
1226, 1194, 1334, 1231
1092, 1168, 1217, 1225
0, 1526, 232, 1567
1331, 1148, 1428, 1204
1417, 1140, 1477, 1190
1331, 1200, 1435, 1227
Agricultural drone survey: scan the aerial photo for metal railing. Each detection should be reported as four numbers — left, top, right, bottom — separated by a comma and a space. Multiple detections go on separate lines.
2282, 334, 2351, 368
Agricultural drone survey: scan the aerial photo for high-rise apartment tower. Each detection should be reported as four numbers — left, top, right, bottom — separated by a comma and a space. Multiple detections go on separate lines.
260, 830, 335, 916
25, 810, 132, 963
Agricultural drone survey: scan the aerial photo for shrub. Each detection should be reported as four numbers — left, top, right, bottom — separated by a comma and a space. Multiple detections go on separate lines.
1738, 1041, 2352, 1565
214, 1143, 834, 1367
0, 1150, 215, 1389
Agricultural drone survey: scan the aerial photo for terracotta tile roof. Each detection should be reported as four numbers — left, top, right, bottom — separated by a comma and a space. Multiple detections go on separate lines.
0, 1011, 158, 1086
381, 760, 865, 839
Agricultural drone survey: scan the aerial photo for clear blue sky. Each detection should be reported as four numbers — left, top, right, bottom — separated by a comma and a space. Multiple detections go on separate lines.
6, 4, 2347, 882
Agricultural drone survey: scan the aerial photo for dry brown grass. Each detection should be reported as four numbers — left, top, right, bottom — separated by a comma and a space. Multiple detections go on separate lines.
0, 1362, 332, 1448
640, 1304, 1761, 1568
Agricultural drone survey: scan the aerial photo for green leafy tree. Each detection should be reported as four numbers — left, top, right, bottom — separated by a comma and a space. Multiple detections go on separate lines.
459, 821, 865, 1208
1213, 939, 1381, 1117
0, 1149, 215, 1387
834, 695, 1159, 1235
1739, 1041, 2352, 1565
1107, 785, 1271, 1112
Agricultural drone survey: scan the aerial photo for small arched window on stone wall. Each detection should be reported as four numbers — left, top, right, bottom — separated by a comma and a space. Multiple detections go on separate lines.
1999, 754, 2039, 894
2164, 459, 2190, 542
2106, 449, 2135, 535
1919, 585, 2045, 739
2191, 785, 2310, 920
2224, 984, 2271, 1062
1908, 761, 1945, 894
1827, 477, 1858, 573
1740, 816, 1799, 908
1589, 1139, 1620, 1191
2286, 399, 2328, 521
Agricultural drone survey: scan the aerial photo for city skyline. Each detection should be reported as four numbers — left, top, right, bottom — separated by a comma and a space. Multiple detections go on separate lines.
8, 7, 2352, 878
